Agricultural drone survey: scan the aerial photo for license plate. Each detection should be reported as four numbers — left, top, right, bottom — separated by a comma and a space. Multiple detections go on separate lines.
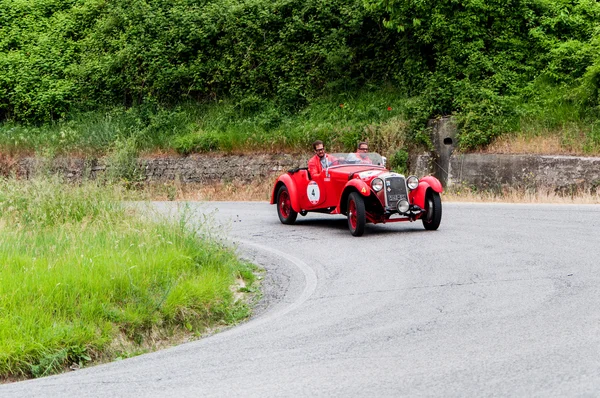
388, 194, 405, 201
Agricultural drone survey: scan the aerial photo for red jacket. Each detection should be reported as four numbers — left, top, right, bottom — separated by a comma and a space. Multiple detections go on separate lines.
308, 154, 325, 178
355, 152, 373, 164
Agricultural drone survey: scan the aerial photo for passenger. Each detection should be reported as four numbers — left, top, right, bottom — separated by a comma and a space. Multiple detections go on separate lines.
355, 141, 373, 164
308, 140, 334, 178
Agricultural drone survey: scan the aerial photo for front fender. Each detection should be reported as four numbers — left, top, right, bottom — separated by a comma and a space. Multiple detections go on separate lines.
410, 175, 443, 208
337, 179, 371, 213
270, 174, 301, 212
345, 179, 372, 198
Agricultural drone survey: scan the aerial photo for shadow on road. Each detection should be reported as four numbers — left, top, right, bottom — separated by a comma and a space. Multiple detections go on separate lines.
291, 216, 430, 236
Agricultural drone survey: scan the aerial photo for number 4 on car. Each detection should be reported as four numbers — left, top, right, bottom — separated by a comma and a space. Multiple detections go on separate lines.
270, 152, 443, 236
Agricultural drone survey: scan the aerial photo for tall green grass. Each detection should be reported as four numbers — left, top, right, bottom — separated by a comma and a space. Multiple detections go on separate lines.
512, 81, 600, 153
0, 178, 256, 379
0, 88, 413, 157
1, 86, 600, 156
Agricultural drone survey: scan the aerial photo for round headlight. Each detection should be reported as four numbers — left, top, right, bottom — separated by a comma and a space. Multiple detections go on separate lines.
407, 176, 419, 190
397, 200, 410, 213
371, 178, 384, 192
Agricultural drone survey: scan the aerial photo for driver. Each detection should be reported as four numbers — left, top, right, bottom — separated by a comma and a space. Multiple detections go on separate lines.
355, 141, 373, 164
308, 140, 334, 178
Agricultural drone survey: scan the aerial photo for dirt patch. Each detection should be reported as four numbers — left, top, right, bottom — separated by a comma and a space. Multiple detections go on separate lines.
481, 134, 591, 156
0, 153, 17, 177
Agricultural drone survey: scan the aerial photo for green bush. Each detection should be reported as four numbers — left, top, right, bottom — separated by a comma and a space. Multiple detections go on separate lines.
0, 0, 399, 122
173, 131, 220, 155
365, 0, 600, 148
105, 136, 144, 185
2, 0, 600, 150
390, 149, 409, 175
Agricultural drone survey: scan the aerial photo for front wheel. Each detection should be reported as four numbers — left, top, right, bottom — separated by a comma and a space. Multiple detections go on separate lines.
422, 191, 442, 230
347, 192, 366, 236
277, 185, 298, 224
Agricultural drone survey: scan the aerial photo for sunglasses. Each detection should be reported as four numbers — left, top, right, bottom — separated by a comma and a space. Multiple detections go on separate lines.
315, 148, 325, 152
358, 147, 368, 151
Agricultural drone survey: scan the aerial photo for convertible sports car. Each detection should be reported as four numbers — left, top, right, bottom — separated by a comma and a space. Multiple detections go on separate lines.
270, 152, 443, 236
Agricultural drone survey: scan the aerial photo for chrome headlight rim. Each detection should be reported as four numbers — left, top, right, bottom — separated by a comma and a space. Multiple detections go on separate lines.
371, 178, 384, 192
397, 200, 410, 213
407, 175, 419, 190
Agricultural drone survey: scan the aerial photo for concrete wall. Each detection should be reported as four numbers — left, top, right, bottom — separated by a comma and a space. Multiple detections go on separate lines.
427, 116, 458, 187
419, 116, 600, 192
447, 153, 600, 192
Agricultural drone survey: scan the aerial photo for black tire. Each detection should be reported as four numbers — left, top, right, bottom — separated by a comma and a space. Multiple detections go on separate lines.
347, 192, 366, 236
422, 191, 442, 230
277, 185, 298, 225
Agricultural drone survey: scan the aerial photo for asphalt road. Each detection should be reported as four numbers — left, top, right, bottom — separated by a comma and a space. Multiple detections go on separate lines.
2, 202, 600, 397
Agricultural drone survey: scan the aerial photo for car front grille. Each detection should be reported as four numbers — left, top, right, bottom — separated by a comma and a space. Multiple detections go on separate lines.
385, 176, 408, 210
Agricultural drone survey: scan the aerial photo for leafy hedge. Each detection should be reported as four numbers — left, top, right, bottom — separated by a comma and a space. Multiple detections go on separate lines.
364, 0, 600, 148
0, 0, 400, 121
1, 0, 600, 149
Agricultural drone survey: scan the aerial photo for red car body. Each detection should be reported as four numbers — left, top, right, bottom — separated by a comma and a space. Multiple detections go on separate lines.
270, 152, 443, 236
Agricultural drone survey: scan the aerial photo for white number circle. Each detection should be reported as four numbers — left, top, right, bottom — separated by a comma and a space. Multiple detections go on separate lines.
307, 181, 320, 204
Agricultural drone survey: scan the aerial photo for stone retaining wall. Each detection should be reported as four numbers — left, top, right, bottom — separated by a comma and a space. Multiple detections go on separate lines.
143, 154, 310, 183
3, 154, 311, 183
3, 153, 600, 192
3, 114, 599, 192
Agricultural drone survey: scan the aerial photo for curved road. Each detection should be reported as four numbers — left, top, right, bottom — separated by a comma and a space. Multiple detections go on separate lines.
2, 202, 600, 396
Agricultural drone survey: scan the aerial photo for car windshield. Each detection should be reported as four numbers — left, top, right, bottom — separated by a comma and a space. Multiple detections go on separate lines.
328, 152, 386, 167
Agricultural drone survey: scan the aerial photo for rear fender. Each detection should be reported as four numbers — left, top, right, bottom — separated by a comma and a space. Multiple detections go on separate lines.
270, 174, 301, 212
409, 175, 443, 208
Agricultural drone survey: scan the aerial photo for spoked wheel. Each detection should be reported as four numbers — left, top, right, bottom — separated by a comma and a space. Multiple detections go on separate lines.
277, 185, 297, 225
422, 191, 442, 230
347, 192, 366, 236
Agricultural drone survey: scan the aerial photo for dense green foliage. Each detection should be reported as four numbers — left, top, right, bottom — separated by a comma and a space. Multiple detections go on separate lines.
365, 0, 600, 147
1, 0, 600, 149
0, 178, 256, 379
0, 0, 397, 120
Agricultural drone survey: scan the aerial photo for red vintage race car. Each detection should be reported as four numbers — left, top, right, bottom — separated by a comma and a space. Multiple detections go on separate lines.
270, 152, 443, 236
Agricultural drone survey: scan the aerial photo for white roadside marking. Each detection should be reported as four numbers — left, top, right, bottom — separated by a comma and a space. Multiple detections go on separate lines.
190, 238, 318, 342
235, 238, 318, 319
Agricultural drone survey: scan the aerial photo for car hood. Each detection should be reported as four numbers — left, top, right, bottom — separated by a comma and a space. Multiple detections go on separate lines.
327, 165, 388, 180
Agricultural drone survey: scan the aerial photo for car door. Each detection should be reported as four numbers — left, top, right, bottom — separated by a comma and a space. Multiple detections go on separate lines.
304, 171, 329, 209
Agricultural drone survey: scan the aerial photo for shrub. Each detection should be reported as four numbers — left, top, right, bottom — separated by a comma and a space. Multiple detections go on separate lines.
390, 149, 409, 175
172, 132, 220, 155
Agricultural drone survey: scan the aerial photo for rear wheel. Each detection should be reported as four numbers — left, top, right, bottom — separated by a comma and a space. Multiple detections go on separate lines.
347, 192, 366, 236
277, 185, 297, 224
422, 191, 442, 230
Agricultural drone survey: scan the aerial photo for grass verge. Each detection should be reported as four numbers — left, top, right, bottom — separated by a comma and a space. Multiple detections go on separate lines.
0, 177, 259, 381
444, 186, 600, 204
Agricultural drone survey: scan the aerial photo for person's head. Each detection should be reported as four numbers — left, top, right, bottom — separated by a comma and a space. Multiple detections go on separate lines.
313, 140, 325, 158
357, 141, 368, 157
